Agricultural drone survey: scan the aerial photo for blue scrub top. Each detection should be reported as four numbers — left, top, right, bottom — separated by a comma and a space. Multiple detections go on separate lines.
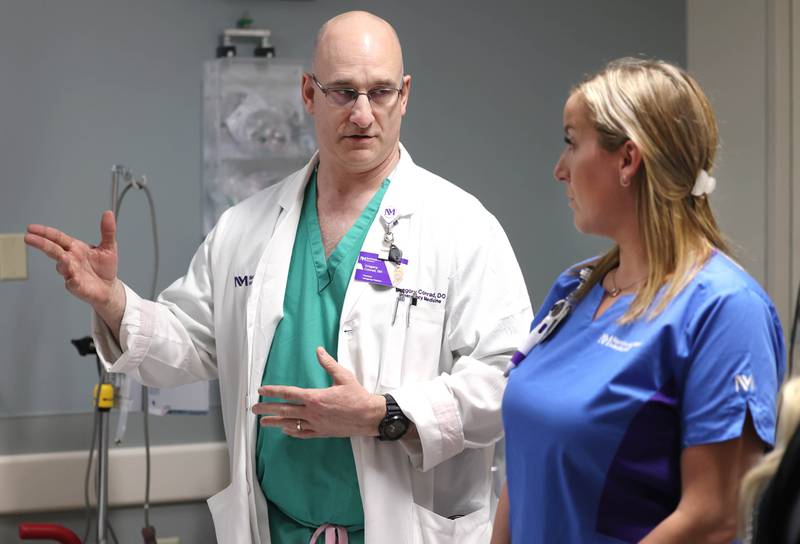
502, 251, 785, 543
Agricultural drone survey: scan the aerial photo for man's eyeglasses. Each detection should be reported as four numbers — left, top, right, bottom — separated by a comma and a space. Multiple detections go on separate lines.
310, 74, 403, 109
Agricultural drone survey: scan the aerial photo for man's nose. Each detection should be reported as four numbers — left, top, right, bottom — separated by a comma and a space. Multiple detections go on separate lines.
349, 94, 375, 128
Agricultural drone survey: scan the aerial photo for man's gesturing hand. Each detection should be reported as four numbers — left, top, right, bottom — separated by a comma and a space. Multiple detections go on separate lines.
253, 347, 387, 439
25, 210, 126, 333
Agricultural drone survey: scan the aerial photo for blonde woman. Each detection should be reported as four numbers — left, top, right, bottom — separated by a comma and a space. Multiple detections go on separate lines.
493, 58, 785, 543
739, 377, 800, 543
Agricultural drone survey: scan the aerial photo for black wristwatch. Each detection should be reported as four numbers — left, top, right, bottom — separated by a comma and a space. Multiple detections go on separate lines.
378, 394, 410, 441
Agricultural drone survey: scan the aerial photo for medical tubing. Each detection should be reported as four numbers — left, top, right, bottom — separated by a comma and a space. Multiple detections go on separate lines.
116, 178, 159, 527
116, 181, 159, 301
115, 178, 159, 530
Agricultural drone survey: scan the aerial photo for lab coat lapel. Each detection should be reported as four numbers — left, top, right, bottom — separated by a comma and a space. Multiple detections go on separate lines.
247, 153, 318, 388
239, 155, 316, 544
339, 145, 418, 341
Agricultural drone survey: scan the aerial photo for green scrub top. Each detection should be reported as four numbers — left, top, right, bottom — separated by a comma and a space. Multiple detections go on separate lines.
256, 169, 390, 543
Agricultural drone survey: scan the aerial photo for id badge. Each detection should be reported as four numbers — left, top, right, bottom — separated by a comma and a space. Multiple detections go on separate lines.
355, 251, 408, 287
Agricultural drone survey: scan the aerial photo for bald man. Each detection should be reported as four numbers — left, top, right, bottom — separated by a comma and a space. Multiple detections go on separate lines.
26, 11, 531, 544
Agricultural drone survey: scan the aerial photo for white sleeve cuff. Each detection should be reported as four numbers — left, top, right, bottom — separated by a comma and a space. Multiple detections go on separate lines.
390, 378, 465, 472
91, 283, 156, 375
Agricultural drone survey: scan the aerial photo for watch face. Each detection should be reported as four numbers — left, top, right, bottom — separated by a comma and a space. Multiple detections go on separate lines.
383, 415, 408, 440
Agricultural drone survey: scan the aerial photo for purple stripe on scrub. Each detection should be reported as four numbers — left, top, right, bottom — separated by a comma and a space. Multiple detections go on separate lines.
596, 379, 682, 543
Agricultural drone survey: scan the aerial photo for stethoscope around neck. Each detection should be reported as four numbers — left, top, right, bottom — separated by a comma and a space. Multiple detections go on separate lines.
504, 266, 594, 377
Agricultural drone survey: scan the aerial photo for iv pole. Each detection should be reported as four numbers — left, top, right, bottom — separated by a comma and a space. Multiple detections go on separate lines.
87, 165, 155, 544
88, 165, 128, 544
87, 165, 127, 544
20, 167, 158, 544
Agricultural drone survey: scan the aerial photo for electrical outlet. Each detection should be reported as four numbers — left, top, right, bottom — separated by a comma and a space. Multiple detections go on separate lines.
156, 538, 180, 544
0, 234, 27, 280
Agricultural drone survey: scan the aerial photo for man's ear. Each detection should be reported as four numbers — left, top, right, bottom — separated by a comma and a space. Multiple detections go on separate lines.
399, 74, 411, 116
301, 73, 316, 115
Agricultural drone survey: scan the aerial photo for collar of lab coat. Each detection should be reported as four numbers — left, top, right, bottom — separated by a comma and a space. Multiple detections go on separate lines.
276, 142, 418, 219
249, 141, 420, 380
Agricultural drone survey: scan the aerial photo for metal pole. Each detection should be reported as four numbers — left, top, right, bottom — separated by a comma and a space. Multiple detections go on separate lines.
111, 165, 125, 216
97, 382, 110, 544
96, 164, 124, 544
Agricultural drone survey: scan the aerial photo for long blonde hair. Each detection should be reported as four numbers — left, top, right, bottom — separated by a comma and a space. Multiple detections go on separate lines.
571, 58, 730, 323
738, 378, 800, 536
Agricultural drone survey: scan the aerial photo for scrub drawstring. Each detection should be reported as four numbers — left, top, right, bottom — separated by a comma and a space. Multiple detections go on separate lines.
309, 523, 348, 544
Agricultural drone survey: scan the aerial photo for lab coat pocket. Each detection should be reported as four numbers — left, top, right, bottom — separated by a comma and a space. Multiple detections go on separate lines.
379, 304, 446, 390
207, 484, 247, 544
411, 503, 492, 544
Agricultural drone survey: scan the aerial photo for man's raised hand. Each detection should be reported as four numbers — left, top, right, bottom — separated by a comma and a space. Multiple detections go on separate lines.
25, 210, 126, 334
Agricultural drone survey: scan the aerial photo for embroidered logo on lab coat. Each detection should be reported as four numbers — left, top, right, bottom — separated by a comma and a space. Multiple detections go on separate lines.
233, 274, 254, 287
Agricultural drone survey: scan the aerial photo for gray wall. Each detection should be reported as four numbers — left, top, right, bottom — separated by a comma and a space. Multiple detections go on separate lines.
688, 0, 768, 287
0, 0, 686, 541
688, 0, 798, 339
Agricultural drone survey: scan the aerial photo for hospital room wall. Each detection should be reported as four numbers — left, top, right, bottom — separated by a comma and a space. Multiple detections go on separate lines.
0, 0, 686, 541
687, 0, 799, 338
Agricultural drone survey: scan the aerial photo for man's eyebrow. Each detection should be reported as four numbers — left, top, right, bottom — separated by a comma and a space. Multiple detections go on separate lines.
325, 77, 400, 88
324, 78, 354, 87
369, 78, 401, 87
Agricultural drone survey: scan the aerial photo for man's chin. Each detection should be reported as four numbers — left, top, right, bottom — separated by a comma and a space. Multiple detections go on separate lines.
340, 147, 378, 164
325, 141, 398, 172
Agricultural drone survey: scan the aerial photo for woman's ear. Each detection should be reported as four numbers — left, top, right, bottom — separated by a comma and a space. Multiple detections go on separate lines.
619, 140, 643, 186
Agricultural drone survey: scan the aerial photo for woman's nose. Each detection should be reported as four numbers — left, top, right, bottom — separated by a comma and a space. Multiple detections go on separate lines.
553, 152, 569, 183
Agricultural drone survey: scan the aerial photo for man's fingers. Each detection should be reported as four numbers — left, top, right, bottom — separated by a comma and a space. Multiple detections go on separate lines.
258, 385, 309, 403
99, 211, 116, 249
25, 233, 66, 262
25, 223, 89, 266
258, 415, 293, 427
316, 347, 354, 384
282, 427, 317, 439
27, 224, 74, 251
258, 416, 317, 438
251, 402, 303, 417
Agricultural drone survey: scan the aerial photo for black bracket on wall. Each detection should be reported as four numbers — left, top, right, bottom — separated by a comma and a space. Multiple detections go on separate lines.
217, 27, 275, 59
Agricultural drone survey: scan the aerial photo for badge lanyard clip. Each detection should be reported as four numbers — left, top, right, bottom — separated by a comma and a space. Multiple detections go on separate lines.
380, 208, 403, 265
504, 266, 593, 376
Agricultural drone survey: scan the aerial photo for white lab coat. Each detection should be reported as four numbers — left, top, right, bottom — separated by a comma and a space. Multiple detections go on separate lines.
93, 144, 532, 543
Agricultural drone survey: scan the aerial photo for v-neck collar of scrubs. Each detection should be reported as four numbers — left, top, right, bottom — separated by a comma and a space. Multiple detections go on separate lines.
302, 170, 390, 293
586, 282, 635, 323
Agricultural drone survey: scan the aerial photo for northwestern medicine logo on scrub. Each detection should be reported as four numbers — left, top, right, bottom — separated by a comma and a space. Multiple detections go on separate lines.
234, 274, 254, 287
735, 374, 754, 393
597, 333, 642, 353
